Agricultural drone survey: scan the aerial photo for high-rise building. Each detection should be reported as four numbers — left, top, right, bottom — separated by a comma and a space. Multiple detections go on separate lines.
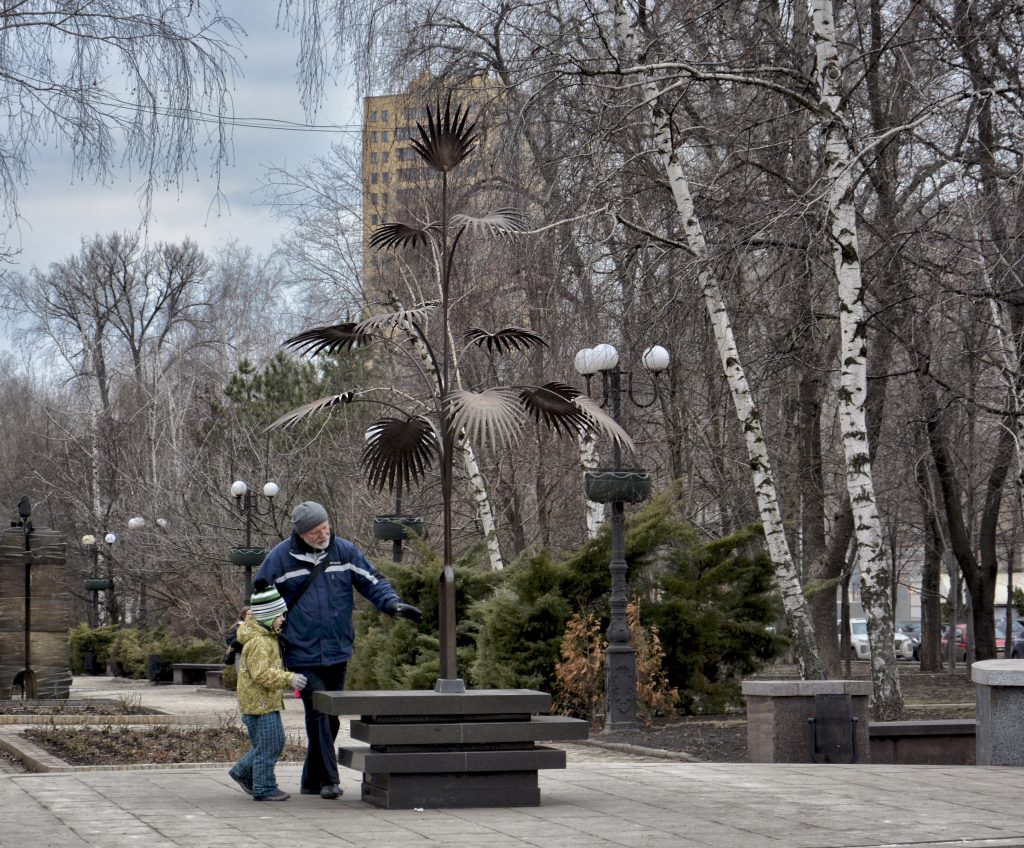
360, 76, 496, 306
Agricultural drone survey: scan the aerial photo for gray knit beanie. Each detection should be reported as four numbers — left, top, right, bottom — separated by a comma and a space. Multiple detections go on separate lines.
293, 501, 329, 534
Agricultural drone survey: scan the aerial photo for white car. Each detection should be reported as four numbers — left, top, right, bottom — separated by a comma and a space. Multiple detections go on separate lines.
842, 618, 915, 660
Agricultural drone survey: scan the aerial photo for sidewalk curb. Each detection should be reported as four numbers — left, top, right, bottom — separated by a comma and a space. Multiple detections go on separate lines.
573, 738, 704, 762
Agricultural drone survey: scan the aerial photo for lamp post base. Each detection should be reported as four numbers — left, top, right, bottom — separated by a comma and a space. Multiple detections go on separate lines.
434, 677, 467, 694
604, 643, 639, 731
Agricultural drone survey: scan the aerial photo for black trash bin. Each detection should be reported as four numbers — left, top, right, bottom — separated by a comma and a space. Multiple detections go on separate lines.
83, 650, 99, 675
146, 653, 167, 683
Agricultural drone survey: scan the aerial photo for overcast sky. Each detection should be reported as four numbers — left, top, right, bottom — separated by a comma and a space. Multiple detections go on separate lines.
6, 1, 360, 275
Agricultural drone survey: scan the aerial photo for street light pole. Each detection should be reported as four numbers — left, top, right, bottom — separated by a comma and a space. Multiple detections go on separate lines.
126, 516, 168, 629
576, 343, 670, 732
231, 480, 278, 600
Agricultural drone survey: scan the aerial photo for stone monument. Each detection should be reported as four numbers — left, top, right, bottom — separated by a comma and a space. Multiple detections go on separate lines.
0, 524, 70, 699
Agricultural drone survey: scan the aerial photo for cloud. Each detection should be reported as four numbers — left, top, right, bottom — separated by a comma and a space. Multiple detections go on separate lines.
3, 0, 360, 273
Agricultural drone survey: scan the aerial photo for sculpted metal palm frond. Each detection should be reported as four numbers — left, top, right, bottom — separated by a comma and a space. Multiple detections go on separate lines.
266, 391, 356, 430
519, 382, 591, 437
283, 323, 371, 357
411, 95, 478, 173
356, 305, 435, 336
362, 415, 440, 491
571, 393, 637, 452
464, 327, 548, 355
451, 209, 528, 239
446, 388, 523, 449
369, 222, 438, 252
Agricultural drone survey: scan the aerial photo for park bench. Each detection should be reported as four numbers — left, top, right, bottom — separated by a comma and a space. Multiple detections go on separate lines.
171, 663, 223, 685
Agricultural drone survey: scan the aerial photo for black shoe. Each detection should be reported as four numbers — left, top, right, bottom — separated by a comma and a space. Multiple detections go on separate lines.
254, 790, 290, 802
229, 772, 253, 796
300, 787, 319, 795
320, 784, 342, 799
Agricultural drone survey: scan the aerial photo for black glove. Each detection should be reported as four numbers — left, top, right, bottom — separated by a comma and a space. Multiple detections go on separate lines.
391, 602, 423, 624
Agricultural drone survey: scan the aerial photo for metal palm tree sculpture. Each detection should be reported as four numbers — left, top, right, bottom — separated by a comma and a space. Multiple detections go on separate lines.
271, 97, 633, 690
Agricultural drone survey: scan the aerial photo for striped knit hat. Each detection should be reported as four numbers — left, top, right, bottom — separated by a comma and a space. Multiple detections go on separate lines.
250, 587, 288, 625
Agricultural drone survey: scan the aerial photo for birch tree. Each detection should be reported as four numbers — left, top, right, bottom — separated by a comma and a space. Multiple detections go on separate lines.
610, 0, 824, 679
809, 0, 902, 714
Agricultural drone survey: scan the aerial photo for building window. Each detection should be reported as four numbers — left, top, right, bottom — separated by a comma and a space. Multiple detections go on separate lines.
371, 213, 379, 224
381, 151, 389, 163
370, 110, 378, 121
399, 168, 419, 182
370, 152, 378, 163
370, 193, 378, 205
382, 192, 389, 204
382, 109, 389, 121
398, 148, 416, 161
382, 172, 390, 184
370, 130, 378, 143
370, 172, 379, 184
380, 130, 389, 142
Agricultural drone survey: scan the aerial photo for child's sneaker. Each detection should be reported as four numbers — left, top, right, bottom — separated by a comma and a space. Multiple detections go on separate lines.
228, 771, 253, 796
254, 789, 290, 802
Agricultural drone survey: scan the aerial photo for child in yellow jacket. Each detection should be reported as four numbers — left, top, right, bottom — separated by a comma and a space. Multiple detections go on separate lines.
228, 587, 307, 801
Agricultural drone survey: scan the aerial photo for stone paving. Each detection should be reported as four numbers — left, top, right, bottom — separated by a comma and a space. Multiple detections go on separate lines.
1, 677, 1024, 848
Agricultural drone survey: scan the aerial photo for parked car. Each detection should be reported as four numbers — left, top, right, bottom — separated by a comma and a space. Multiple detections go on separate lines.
1010, 633, 1024, 659
897, 622, 922, 660
842, 618, 915, 660
940, 625, 968, 662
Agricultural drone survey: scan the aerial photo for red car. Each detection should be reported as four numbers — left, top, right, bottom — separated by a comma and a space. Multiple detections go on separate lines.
940, 623, 1010, 660
940, 625, 967, 662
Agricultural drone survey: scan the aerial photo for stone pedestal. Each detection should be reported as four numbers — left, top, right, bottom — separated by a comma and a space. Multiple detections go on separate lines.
741, 679, 872, 763
972, 659, 1024, 765
315, 689, 588, 809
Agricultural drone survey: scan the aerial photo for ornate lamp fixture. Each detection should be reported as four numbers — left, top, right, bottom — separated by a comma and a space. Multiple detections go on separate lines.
574, 341, 670, 731
229, 480, 279, 599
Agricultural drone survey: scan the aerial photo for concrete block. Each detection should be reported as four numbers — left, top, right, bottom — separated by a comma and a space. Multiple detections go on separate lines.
315, 689, 551, 717
350, 715, 588, 746
974, 660, 1024, 765
339, 745, 567, 773
361, 770, 540, 809
869, 720, 976, 765
971, 659, 1024, 687
743, 680, 870, 763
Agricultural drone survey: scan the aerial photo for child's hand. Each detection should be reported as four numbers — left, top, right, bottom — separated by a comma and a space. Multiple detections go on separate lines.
291, 673, 308, 691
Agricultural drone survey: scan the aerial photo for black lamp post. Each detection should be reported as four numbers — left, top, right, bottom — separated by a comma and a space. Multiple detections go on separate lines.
575, 342, 670, 732
82, 533, 116, 627
230, 479, 278, 599
126, 516, 168, 629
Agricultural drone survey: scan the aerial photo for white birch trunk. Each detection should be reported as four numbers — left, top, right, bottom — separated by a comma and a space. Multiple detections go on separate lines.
811, 0, 902, 715
579, 431, 605, 538
612, 0, 824, 678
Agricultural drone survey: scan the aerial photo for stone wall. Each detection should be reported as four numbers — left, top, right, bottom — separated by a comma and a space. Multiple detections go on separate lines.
0, 527, 70, 699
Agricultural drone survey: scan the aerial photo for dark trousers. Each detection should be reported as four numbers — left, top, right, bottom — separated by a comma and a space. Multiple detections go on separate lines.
293, 661, 348, 791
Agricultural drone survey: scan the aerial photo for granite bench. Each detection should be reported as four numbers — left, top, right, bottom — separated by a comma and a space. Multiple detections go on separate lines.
315, 689, 589, 809
171, 663, 223, 685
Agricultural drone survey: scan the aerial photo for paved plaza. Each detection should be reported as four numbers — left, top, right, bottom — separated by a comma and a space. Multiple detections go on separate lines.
1, 678, 1023, 848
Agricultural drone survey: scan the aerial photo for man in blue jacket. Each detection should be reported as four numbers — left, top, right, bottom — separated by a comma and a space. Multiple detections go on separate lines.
255, 501, 422, 800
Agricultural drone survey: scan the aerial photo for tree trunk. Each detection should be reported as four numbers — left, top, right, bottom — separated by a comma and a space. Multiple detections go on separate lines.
578, 432, 605, 539
916, 460, 945, 672
811, 0, 901, 717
